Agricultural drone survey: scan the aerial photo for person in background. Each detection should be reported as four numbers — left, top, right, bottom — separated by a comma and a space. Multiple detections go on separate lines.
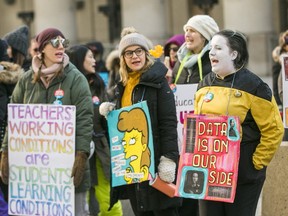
273, 30, 288, 104
66, 45, 123, 216
172, 15, 219, 85
2, 25, 30, 71
194, 29, 284, 216
0, 39, 20, 215
99, 26, 182, 216
163, 34, 185, 83
105, 48, 120, 102
28, 36, 40, 59
0, 28, 93, 216
172, 14, 219, 216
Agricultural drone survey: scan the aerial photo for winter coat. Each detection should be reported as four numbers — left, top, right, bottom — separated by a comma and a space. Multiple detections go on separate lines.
194, 69, 284, 184
0, 62, 24, 146
88, 73, 111, 186
111, 61, 182, 212
1, 62, 93, 193
172, 49, 211, 84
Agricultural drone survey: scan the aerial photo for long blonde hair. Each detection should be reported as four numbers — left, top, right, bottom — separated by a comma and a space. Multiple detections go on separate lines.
119, 53, 154, 86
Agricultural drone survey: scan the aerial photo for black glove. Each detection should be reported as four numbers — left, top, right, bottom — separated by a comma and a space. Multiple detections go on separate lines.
0, 151, 9, 184
71, 151, 88, 187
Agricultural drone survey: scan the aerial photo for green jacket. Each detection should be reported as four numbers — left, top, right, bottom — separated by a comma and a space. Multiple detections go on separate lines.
2, 63, 94, 192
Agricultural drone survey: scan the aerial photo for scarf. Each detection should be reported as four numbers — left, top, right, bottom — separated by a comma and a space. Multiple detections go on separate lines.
121, 71, 141, 107
177, 42, 210, 69
32, 53, 69, 88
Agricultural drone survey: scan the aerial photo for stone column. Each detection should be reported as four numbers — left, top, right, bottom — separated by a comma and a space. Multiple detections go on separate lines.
33, 0, 77, 43
222, 0, 274, 76
120, 0, 168, 45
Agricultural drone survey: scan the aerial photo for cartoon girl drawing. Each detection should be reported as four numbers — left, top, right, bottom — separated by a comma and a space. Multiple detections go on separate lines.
117, 108, 151, 184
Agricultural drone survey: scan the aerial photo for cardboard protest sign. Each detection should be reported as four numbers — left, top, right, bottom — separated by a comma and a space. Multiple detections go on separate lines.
281, 55, 288, 128
7, 104, 76, 216
107, 101, 155, 187
171, 84, 198, 152
175, 114, 240, 203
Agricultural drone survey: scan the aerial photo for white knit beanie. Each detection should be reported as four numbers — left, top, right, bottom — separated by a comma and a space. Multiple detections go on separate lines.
183, 15, 219, 41
118, 32, 150, 56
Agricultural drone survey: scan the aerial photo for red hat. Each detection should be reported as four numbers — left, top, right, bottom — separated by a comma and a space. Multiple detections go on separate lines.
36, 28, 65, 52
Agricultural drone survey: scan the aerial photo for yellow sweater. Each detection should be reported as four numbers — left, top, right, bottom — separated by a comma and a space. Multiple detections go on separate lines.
121, 71, 141, 107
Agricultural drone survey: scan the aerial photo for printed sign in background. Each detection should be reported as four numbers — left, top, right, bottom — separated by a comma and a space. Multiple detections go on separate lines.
8, 104, 76, 216
172, 84, 198, 152
175, 114, 241, 203
281, 55, 288, 128
107, 101, 155, 187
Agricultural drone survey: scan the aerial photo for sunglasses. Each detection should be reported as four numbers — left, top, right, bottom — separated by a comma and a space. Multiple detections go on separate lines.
50, 38, 69, 48
169, 47, 179, 52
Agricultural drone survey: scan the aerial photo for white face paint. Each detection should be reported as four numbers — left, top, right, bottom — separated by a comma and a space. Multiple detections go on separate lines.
209, 35, 237, 78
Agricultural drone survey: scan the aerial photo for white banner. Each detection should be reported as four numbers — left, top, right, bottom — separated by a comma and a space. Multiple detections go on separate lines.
7, 104, 76, 216
281, 55, 288, 128
172, 84, 198, 152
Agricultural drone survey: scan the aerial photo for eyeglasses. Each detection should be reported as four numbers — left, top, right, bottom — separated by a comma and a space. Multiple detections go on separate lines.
123, 48, 144, 58
169, 47, 179, 52
50, 38, 69, 48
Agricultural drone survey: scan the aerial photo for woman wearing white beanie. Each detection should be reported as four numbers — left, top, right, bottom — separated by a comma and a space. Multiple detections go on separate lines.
172, 15, 219, 216
171, 15, 219, 85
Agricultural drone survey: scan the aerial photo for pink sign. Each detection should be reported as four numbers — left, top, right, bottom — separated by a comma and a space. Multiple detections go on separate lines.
175, 114, 240, 203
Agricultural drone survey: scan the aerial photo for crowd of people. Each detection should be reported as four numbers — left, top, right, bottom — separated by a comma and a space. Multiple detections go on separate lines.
0, 13, 285, 216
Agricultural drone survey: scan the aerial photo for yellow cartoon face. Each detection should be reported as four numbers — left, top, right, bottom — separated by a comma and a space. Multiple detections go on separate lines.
122, 129, 147, 173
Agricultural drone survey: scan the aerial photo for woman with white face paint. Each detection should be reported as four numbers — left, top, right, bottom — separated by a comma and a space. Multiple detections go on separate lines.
194, 29, 284, 216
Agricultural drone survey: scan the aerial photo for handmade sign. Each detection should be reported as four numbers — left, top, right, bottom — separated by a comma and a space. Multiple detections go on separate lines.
281, 55, 288, 128
107, 101, 155, 187
7, 104, 76, 216
171, 83, 198, 152
175, 114, 240, 203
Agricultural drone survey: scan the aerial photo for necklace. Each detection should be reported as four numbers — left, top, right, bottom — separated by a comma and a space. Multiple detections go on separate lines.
199, 72, 237, 115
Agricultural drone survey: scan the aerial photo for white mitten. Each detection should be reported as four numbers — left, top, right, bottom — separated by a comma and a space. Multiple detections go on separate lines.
158, 156, 176, 183
99, 102, 116, 119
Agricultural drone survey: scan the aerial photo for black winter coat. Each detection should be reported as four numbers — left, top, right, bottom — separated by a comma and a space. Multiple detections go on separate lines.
110, 61, 182, 212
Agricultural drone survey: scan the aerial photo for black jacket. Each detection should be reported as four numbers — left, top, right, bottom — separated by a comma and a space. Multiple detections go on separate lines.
111, 61, 182, 211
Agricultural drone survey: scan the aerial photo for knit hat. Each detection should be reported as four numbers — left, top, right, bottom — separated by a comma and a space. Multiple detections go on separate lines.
3, 25, 29, 56
164, 34, 185, 57
118, 27, 151, 56
183, 15, 219, 41
0, 39, 9, 61
36, 28, 65, 52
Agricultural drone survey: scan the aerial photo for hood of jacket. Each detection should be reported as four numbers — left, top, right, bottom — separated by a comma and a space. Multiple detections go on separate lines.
140, 60, 168, 85
0, 61, 24, 85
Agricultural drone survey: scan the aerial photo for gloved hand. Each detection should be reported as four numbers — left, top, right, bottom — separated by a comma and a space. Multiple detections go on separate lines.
0, 151, 9, 184
99, 102, 116, 119
71, 151, 88, 187
158, 156, 176, 183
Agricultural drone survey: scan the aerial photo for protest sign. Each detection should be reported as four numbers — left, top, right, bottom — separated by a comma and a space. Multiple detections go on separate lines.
107, 101, 155, 187
175, 114, 240, 203
7, 104, 75, 216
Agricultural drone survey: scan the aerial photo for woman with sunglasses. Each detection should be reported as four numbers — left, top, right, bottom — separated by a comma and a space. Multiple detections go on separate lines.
0, 28, 93, 216
100, 26, 182, 216
163, 34, 185, 84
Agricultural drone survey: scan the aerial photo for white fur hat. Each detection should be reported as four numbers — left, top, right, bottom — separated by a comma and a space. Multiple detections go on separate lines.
183, 15, 219, 41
